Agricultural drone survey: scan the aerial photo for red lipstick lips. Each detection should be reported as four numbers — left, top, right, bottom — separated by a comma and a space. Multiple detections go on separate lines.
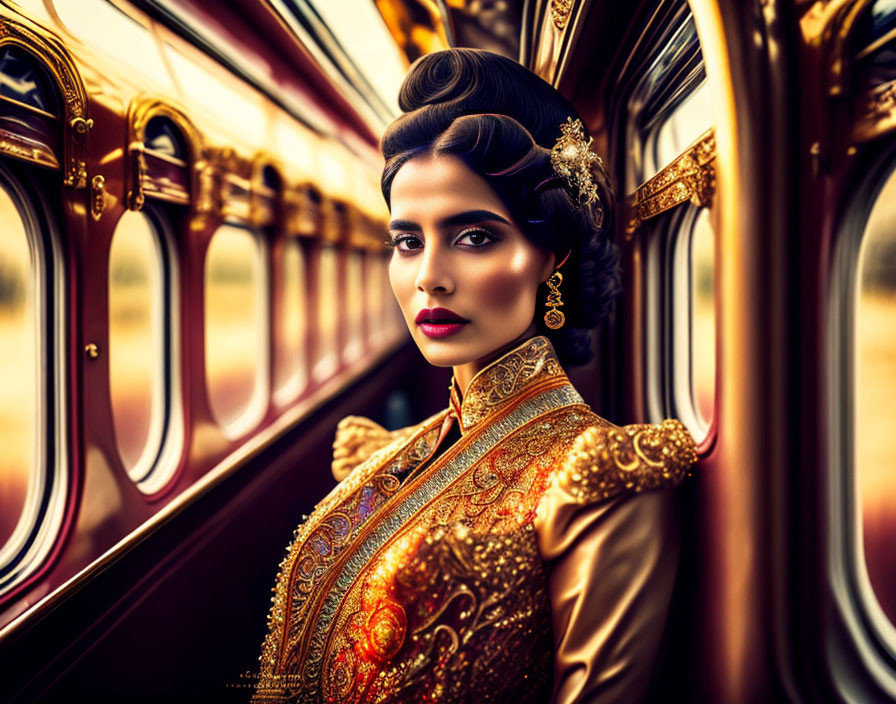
415, 307, 469, 338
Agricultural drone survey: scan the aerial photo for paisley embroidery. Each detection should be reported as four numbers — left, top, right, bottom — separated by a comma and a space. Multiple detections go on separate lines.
452, 336, 564, 432
253, 337, 696, 703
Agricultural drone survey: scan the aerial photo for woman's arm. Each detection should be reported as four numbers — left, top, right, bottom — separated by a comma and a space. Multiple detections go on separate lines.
535, 420, 695, 702
537, 488, 680, 703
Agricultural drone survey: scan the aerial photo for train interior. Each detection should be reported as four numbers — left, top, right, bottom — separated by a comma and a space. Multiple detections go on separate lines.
0, 0, 895, 701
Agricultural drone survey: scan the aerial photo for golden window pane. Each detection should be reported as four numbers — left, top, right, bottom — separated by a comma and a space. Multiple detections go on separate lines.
313, 245, 339, 381
855, 167, 896, 627
345, 250, 364, 362
274, 238, 307, 403
205, 224, 265, 431
0, 185, 36, 550
691, 208, 716, 432
108, 211, 165, 478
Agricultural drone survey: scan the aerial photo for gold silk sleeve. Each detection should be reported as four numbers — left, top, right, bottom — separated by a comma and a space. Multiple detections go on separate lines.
331, 416, 417, 481
534, 419, 697, 703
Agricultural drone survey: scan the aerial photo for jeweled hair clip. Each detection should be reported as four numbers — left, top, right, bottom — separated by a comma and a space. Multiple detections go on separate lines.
550, 117, 603, 221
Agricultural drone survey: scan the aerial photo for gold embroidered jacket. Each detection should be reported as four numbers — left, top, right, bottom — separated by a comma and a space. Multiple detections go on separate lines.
253, 337, 696, 703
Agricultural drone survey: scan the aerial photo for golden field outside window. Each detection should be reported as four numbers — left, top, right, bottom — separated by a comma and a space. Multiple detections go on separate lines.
854, 164, 896, 632
204, 223, 268, 436
312, 244, 339, 381
273, 238, 308, 404
108, 211, 166, 481
0, 183, 37, 551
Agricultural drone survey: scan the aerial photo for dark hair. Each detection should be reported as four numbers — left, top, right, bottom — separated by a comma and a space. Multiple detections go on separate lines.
381, 49, 619, 366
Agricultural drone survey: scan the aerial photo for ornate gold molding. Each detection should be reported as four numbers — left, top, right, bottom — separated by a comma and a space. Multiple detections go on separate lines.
0, 12, 91, 187
126, 97, 204, 211
207, 146, 251, 221
250, 153, 283, 228
550, 0, 574, 30
627, 129, 716, 233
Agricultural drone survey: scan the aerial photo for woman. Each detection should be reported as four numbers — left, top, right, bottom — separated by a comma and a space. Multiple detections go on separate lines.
253, 49, 696, 703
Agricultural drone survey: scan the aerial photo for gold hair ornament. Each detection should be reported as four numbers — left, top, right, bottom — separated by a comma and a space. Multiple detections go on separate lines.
550, 117, 602, 217
544, 271, 565, 329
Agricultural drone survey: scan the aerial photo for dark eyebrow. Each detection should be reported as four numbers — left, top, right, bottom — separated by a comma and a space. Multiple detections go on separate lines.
389, 209, 512, 232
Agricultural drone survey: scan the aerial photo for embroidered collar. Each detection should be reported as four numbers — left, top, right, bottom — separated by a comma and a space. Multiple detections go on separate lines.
448, 336, 569, 434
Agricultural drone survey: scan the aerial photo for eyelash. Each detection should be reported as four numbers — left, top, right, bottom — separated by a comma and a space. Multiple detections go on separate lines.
386, 227, 497, 254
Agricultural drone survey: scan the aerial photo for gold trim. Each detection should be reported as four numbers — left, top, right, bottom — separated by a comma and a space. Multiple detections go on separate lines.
0, 131, 58, 169
126, 97, 204, 211
250, 153, 283, 228
0, 12, 91, 187
550, 0, 573, 30
90, 174, 104, 221
627, 129, 716, 233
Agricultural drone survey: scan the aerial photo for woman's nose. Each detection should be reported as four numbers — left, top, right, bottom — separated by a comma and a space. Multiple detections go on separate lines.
414, 247, 454, 294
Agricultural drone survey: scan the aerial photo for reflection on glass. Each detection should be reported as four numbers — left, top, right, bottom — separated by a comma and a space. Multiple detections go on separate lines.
55, 0, 173, 91
345, 250, 364, 362
313, 245, 339, 380
205, 224, 265, 430
109, 212, 165, 478
653, 81, 712, 175
0, 185, 36, 550
274, 238, 307, 403
855, 166, 896, 627
0, 46, 58, 114
691, 209, 715, 430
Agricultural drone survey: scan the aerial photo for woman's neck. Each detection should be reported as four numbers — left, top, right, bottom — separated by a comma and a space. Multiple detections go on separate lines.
452, 324, 538, 395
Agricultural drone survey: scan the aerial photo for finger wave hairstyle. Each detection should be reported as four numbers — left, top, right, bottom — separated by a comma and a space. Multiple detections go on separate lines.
381, 48, 620, 366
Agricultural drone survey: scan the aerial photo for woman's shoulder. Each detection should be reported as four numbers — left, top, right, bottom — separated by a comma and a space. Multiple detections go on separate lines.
331, 411, 446, 481
549, 416, 698, 505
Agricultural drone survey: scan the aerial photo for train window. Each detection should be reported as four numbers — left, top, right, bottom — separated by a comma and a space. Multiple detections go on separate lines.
625, 8, 716, 439
344, 249, 364, 363
854, 163, 896, 631
144, 117, 187, 160
671, 207, 716, 436
870, 0, 896, 43
0, 167, 65, 595
204, 223, 269, 436
54, 0, 173, 91
0, 45, 59, 115
273, 238, 307, 405
313, 244, 340, 381
108, 210, 171, 483
653, 81, 712, 171
0, 182, 40, 560
366, 252, 385, 346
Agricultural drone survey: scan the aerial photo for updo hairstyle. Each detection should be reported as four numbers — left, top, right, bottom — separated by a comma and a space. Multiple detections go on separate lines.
381, 49, 619, 366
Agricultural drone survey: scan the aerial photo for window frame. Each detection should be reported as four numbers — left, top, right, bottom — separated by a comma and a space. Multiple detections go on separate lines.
828, 149, 896, 673
203, 220, 270, 439
0, 163, 67, 597
107, 205, 183, 494
623, 8, 717, 444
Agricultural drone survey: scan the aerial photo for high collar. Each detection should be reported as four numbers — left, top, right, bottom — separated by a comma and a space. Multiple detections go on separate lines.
448, 336, 570, 434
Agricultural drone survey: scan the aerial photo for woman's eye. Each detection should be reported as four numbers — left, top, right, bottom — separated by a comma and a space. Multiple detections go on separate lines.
455, 228, 496, 247
390, 235, 423, 252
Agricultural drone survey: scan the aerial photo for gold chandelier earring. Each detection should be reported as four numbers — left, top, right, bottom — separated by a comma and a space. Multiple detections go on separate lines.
544, 271, 565, 329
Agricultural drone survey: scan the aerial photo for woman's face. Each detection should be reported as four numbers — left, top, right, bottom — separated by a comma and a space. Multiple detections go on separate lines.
388, 154, 554, 377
